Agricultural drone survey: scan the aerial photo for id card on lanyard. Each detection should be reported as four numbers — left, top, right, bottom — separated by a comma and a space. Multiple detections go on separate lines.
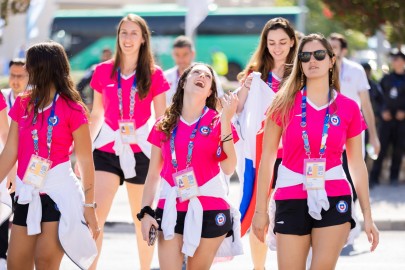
117, 68, 137, 144
171, 107, 206, 202
23, 94, 58, 188
301, 87, 331, 190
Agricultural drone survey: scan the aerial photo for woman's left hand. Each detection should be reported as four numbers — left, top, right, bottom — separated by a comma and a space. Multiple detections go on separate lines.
364, 217, 379, 252
84, 207, 101, 240
220, 93, 238, 121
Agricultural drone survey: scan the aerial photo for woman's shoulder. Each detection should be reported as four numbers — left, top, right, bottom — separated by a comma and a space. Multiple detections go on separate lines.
335, 91, 358, 108
94, 59, 115, 73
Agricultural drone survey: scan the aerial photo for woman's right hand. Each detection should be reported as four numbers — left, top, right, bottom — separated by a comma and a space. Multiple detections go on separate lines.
141, 214, 159, 245
242, 74, 254, 90
252, 211, 269, 243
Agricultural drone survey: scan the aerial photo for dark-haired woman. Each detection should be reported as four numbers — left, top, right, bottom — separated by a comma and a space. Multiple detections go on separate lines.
252, 34, 379, 269
88, 14, 169, 269
139, 63, 242, 270
0, 41, 98, 270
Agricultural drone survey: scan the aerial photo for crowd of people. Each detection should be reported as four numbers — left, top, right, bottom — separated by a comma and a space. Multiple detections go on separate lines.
2, 12, 405, 270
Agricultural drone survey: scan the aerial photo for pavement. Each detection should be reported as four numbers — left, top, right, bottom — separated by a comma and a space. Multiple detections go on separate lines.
60, 180, 405, 269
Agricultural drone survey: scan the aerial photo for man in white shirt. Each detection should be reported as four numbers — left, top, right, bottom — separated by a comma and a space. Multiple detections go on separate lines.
164, 35, 224, 106
0, 58, 28, 270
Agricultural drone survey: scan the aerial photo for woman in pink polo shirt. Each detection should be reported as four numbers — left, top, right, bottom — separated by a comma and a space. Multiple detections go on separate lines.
0, 41, 98, 269
139, 63, 241, 270
252, 34, 379, 269
88, 14, 169, 269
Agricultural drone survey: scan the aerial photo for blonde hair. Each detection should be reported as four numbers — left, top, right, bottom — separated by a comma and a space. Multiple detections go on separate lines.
267, 33, 340, 127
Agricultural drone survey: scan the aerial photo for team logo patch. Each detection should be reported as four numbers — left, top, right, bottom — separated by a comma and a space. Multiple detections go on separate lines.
215, 213, 226, 226
330, 114, 340, 126
48, 116, 59, 126
199, 126, 211, 136
336, 200, 348, 213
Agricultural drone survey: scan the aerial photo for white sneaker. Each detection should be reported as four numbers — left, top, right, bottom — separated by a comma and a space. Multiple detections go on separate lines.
0, 258, 6, 270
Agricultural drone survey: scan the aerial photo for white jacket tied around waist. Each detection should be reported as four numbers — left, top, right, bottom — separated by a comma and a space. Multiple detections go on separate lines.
93, 122, 151, 179
159, 173, 244, 258
0, 180, 12, 225
15, 161, 97, 270
266, 164, 357, 250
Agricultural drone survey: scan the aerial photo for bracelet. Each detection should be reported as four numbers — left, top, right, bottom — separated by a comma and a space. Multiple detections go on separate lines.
222, 137, 233, 143
136, 206, 155, 221
243, 80, 250, 89
221, 133, 233, 142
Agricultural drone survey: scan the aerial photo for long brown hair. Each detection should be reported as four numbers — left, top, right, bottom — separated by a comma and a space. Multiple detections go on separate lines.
237, 17, 297, 82
111, 14, 155, 99
158, 63, 218, 139
268, 33, 340, 127
24, 41, 88, 122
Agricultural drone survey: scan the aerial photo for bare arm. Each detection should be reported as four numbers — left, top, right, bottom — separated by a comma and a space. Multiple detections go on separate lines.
140, 145, 163, 242
89, 91, 105, 142
0, 121, 18, 183
73, 123, 100, 239
346, 134, 379, 251
252, 118, 282, 242
236, 75, 253, 114
153, 92, 167, 119
359, 91, 380, 155
0, 109, 16, 190
219, 93, 238, 175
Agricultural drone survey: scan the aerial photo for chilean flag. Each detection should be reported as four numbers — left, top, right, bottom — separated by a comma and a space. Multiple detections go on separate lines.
235, 72, 276, 236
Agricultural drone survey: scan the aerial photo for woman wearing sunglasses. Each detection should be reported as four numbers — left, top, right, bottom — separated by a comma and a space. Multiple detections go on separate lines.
252, 34, 379, 269
139, 63, 242, 270
235, 17, 297, 270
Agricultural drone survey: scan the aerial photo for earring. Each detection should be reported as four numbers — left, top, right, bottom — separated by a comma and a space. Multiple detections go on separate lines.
330, 68, 334, 86
301, 73, 304, 87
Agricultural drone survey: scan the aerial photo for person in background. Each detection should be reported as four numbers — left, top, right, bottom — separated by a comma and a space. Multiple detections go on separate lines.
88, 14, 169, 270
76, 48, 113, 109
370, 48, 405, 187
0, 58, 29, 270
361, 62, 384, 126
164, 35, 224, 106
236, 17, 297, 270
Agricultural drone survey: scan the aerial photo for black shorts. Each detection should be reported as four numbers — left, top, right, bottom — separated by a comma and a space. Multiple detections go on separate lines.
13, 194, 61, 226
274, 195, 355, 235
93, 149, 149, 185
155, 208, 233, 238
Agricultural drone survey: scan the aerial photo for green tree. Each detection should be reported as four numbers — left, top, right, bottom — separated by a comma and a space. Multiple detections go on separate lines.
321, 0, 405, 44
1, 0, 30, 26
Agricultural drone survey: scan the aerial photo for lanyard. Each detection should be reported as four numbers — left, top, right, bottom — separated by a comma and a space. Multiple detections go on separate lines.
31, 93, 58, 159
170, 107, 206, 171
300, 87, 331, 158
266, 72, 272, 87
117, 68, 137, 120
7, 92, 12, 109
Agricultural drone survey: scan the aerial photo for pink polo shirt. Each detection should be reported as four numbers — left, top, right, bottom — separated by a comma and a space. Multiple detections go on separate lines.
90, 60, 170, 153
148, 109, 239, 211
9, 94, 88, 179
272, 91, 366, 200
0, 94, 6, 111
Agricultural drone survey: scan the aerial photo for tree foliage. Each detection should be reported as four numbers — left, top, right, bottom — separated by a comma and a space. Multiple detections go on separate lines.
321, 0, 405, 44
1, 0, 30, 25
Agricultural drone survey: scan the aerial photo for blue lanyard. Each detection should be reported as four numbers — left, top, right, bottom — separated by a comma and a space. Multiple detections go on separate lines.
117, 68, 137, 120
170, 107, 206, 171
266, 72, 272, 87
31, 93, 58, 159
7, 92, 12, 109
301, 87, 331, 158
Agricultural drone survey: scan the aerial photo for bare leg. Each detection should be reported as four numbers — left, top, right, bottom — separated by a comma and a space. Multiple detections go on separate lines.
186, 234, 226, 270
7, 225, 36, 270
310, 223, 350, 270
277, 233, 311, 270
158, 233, 184, 270
126, 182, 155, 270
34, 222, 64, 270
249, 231, 268, 270
89, 171, 120, 270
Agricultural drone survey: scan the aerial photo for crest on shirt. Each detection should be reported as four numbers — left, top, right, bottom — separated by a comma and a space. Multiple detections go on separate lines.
199, 126, 211, 136
215, 213, 226, 226
336, 200, 348, 213
48, 116, 59, 126
330, 114, 340, 126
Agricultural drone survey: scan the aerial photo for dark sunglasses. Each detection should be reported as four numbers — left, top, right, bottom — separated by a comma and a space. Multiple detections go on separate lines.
298, 50, 328, 63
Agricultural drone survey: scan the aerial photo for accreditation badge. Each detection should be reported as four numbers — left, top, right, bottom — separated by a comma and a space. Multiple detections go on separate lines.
23, 155, 52, 188
303, 158, 326, 190
172, 167, 199, 202
118, 120, 137, 144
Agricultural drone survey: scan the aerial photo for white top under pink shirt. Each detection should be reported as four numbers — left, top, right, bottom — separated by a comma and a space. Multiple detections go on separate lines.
148, 108, 239, 212
90, 59, 170, 153
9, 95, 88, 180
272, 90, 366, 200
